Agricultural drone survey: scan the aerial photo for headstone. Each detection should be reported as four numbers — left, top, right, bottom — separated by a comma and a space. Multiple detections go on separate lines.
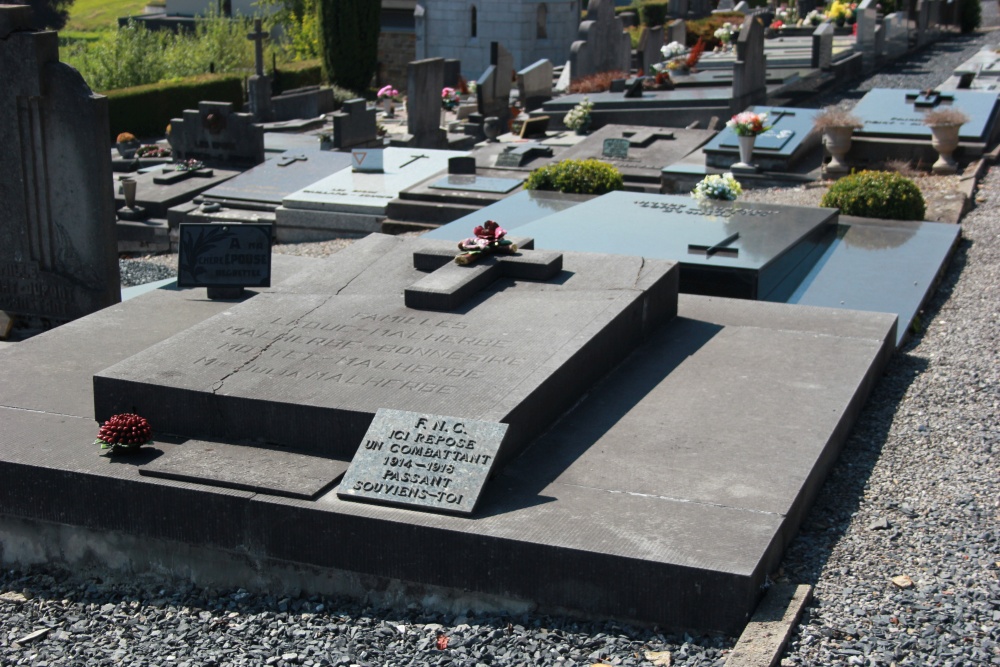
716, 0, 735, 11
637, 25, 664, 76
517, 59, 554, 111
170, 101, 265, 166
666, 19, 686, 49
513, 191, 836, 301
733, 1, 751, 11
246, 18, 273, 122
812, 21, 834, 70
337, 409, 507, 515
407, 58, 448, 149
624, 77, 645, 98
94, 232, 679, 464
857, 0, 879, 74
443, 59, 462, 89
569, 0, 632, 80
702, 106, 821, 170
732, 15, 767, 113
333, 99, 378, 150
884, 12, 910, 60
0, 5, 120, 327
176, 222, 272, 295
915, 0, 930, 46
669, 0, 690, 19
200, 149, 355, 209
519, 115, 550, 138
449, 156, 477, 175
476, 43, 515, 130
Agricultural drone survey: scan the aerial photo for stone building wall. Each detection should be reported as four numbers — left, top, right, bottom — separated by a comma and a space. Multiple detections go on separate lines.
378, 30, 417, 92
415, 0, 580, 81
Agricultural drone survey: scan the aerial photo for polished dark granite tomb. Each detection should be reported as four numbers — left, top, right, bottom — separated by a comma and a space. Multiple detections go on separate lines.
702, 106, 820, 171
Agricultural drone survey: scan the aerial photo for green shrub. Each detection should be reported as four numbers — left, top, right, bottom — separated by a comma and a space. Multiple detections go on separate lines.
820, 170, 926, 221
524, 159, 624, 195
106, 73, 244, 140
272, 58, 323, 94
960, 0, 981, 33
633, 0, 670, 27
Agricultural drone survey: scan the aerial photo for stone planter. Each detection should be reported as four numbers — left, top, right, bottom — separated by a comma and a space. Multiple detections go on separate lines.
483, 116, 501, 142
822, 125, 855, 175
929, 124, 961, 175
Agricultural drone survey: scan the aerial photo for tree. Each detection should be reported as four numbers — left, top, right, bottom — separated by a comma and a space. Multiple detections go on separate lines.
317, 0, 381, 94
4, 0, 75, 30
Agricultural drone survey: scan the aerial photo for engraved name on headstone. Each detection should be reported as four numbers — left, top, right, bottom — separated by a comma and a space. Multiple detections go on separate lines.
177, 223, 272, 288
337, 408, 507, 515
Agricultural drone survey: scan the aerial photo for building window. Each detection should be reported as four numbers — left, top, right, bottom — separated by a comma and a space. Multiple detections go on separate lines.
471, 5, 477, 37
537, 3, 548, 39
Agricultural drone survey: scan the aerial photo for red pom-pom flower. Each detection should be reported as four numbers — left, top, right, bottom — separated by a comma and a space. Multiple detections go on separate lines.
96, 413, 153, 452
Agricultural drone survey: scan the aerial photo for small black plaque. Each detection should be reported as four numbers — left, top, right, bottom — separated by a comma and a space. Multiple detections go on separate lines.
337, 409, 507, 515
602, 138, 630, 159
519, 115, 550, 138
177, 223, 272, 288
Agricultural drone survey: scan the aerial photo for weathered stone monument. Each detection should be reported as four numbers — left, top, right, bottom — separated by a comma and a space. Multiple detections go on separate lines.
0, 6, 120, 328
169, 101, 265, 166
407, 58, 448, 149
812, 21, 835, 70
246, 18, 274, 122
332, 99, 378, 150
476, 42, 515, 129
569, 0, 632, 80
637, 25, 665, 77
731, 15, 767, 114
516, 59, 554, 111
857, 0, 880, 74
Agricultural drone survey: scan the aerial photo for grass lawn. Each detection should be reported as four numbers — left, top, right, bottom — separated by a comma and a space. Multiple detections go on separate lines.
66, 0, 155, 32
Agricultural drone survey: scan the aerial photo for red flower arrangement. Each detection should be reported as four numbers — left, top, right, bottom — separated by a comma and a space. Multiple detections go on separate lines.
455, 220, 518, 265
686, 38, 706, 68
96, 413, 153, 454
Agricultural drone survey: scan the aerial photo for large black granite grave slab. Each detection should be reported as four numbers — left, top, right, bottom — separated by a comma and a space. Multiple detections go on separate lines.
422, 190, 595, 241
514, 192, 837, 301
851, 89, 1000, 143
94, 234, 678, 463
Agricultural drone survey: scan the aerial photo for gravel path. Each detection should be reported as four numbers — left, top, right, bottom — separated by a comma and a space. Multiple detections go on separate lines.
8, 22, 1000, 667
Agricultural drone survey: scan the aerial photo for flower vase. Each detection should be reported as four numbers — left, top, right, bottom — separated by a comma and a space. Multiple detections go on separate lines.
733, 134, 757, 170
483, 116, 501, 142
823, 126, 855, 175
574, 117, 591, 135
121, 178, 137, 208
929, 124, 961, 175
382, 98, 394, 118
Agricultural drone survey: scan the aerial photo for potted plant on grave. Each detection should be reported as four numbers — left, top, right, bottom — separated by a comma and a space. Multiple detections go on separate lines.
377, 84, 399, 118
116, 132, 141, 159
564, 97, 594, 134
726, 111, 771, 169
826, 1, 850, 26
714, 23, 737, 51
691, 172, 744, 201
922, 107, 969, 175
813, 105, 864, 175
767, 18, 785, 37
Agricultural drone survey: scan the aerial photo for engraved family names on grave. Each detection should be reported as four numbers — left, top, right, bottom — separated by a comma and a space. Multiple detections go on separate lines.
94, 234, 679, 462
338, 409, 507, 514
177, 223, 272, 288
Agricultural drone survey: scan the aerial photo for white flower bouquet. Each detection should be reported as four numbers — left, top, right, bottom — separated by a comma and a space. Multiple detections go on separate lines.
691, 172, 744, 201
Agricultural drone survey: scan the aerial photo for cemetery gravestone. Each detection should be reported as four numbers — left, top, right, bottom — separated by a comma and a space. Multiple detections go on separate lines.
94, 233, 679, 466
337, 409, 506, 515
637, 26, 665, 77
517, 59, 554, 111
569, 0, 631, 80
812, 22, 835, 69
170, 101, 265, 166
883, 13, 909, 60
476, 43, 515, 130
732, 15, 767, 114
333, 99, 378, 149
667, 18, 686, 47
408, 58, 448, 149
443, 59, 462, 89
0, 5, 120, 327
246, 19, 274, 122
857, 0, 879, 74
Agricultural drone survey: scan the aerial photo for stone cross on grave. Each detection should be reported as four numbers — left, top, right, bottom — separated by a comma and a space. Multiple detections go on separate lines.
907, 90, 955, 108
247, 19, 268, 77
405, 239, 563, 311
153, 164, 215, 185
688, 232, 741, 258
277, 154, 308, 167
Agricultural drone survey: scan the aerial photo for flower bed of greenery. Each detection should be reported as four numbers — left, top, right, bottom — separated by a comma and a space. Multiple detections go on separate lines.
685, 13, 747, 49
106, 73, 244, 140
525, 159, 624, 195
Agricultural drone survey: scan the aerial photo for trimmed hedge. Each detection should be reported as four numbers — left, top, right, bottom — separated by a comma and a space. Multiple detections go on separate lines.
635, 0, 670, 27
106, 73, 244, 140
272, 59, 323, 95
525, 159, 624, 195
820, 170, 926, 221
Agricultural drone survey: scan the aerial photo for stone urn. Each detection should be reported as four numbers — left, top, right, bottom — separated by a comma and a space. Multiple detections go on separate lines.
823, 125, 855, 174
929, 124, 961, 175
483, 116, 502, 142
573, 116, 592, 135
732, 134, 757, 170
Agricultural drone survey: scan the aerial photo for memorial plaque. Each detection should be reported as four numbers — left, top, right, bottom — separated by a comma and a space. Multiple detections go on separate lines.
177, 223, 272, 288
427, 175, 523, 194
337, 408, 507, 515
602, 138, 630, 159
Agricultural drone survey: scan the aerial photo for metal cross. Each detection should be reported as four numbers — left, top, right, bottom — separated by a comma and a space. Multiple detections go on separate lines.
399, 154, 430, 169
688, 232, 741, 258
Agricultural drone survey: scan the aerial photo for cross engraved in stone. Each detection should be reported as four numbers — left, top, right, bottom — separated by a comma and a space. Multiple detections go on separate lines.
906, 90, 955, 108
277, 154, 308, 167
399, 154, 430, 168
405, 238, 563, 311
247, 19, 268, 77
688, 231, 741, 258
152, 165, 215, 185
